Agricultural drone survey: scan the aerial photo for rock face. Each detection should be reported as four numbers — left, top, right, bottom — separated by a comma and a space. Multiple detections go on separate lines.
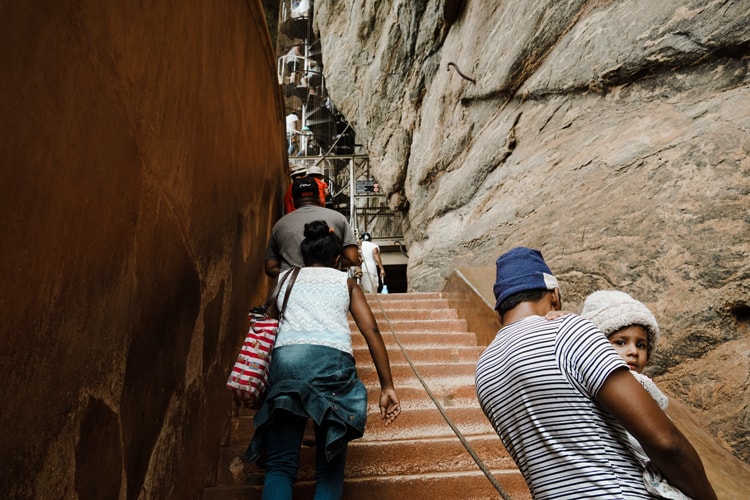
0, 2, 285, 498
315, 0, 750, 463
658, 336, 750, 464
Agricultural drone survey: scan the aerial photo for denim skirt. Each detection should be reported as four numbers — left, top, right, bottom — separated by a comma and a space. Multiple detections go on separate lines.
246, 344, 368, 463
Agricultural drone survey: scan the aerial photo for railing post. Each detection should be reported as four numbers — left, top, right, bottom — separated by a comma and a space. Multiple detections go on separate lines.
349, 156, 356, 232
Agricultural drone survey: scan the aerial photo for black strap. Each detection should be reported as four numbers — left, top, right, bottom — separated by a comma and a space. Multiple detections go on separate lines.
264, 268, 294, 310
256, 267, 300, 321
277, 267, 300, 322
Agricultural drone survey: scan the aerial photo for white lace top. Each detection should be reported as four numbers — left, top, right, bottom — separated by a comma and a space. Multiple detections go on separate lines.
274, 267, 353, 354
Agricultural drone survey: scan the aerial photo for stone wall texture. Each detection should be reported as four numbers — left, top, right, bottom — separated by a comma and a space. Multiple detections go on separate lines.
0, 1, 286, 498
315, 0, 750, 464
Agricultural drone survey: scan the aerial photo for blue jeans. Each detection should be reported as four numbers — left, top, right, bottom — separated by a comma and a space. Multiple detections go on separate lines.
262, 410, 348, 500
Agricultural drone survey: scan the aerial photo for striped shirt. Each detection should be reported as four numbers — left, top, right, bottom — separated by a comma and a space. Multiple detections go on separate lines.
475, 314, 654, 499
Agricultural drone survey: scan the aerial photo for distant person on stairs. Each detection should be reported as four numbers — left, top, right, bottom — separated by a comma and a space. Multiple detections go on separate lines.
265, 176, 360, 278
359, 232, 385, 294
247, 220, 401, 499
305, 163, 330, 209
475, 247, 716, 499
285, 112, 299, 156
291, 0, 309, 19
282, 164, 307, 214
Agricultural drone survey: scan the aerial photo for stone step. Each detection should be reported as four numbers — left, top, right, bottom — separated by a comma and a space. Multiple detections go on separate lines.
227, 384, 481, 431
227, 381, 484, 448
349, 317, 468, 333
217, 434, 515, 485
228, 383, 481, 422
365, 292, 443, 300
353, 344, 484, 364
365, 297, 451, 309
203, 469, 531, 500
355, 360, 478, 386
350, 330, 477, 348
229, 405, 494, 446
363, 384, 481, 411
359, 406, 494, 441
366, 308, 459, 321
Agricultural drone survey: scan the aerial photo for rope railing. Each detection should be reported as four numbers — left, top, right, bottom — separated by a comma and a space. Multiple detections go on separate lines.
361, 271, 513, 500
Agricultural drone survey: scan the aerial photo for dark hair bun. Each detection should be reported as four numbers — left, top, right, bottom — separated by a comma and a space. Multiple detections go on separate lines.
301, 220, 343, 267
304, 220, 332, 240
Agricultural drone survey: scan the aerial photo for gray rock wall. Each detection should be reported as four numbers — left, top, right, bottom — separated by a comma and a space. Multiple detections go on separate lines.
0, 2, 286, 498
315, 0, 750, 463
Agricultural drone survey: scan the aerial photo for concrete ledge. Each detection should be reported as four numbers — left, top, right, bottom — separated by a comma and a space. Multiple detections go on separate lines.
441, 267, 500, 347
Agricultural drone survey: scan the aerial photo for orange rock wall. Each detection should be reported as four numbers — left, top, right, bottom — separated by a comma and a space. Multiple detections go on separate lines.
0, 1, 286, 498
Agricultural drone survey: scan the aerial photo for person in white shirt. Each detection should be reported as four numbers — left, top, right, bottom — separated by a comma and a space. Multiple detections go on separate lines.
291, 0, 309, 19
359, 232, 385, 294
285, 113, 299, 155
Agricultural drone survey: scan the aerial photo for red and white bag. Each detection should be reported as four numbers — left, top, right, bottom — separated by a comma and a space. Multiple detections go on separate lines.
227, 267, 300, 409
226, 312, 279, 408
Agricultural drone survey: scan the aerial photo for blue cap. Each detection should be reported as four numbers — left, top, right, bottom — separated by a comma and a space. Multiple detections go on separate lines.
493, 247, 559, 310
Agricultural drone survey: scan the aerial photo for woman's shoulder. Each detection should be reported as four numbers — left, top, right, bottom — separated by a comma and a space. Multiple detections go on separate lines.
301, 266, 348, 280
302, 266, 345, 273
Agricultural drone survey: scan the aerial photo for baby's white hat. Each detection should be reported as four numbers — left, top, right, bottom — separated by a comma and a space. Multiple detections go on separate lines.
581, 290, 660, 358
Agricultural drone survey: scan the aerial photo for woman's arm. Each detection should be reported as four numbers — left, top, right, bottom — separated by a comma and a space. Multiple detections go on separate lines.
348, 279, 400, 425
341, 244, 361, 269
373, 247, 386, 278
264, 258, 281, 278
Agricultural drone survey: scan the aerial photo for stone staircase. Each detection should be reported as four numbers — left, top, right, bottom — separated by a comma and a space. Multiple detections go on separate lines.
203, 292, 531, 499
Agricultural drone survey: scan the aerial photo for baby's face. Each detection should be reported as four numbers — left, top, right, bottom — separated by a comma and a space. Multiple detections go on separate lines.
608, 325, 649, 373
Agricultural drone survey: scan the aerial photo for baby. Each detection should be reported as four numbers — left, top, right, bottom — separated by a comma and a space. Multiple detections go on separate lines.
581, 290, 690, 500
